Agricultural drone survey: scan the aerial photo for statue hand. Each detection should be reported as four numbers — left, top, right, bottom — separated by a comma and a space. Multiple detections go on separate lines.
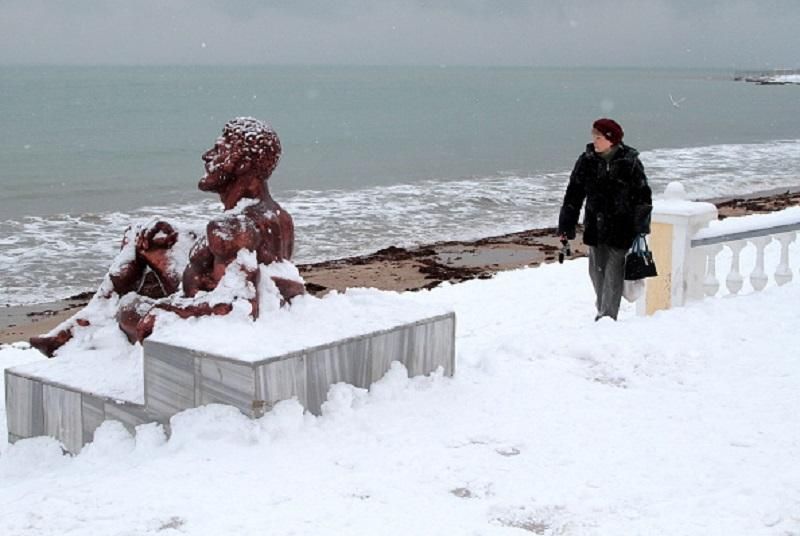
137, 221, 178, 259
135, 221, 181, 293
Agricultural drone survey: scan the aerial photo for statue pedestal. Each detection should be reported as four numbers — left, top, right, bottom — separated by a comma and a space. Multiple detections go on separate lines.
143, 312, 455, 419
6, 300, 455, 454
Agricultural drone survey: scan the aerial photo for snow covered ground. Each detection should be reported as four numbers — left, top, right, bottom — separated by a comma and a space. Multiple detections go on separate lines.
1, 251, 799, 535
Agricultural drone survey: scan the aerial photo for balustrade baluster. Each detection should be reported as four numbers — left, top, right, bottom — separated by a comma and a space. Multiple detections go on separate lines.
749, 237, 772, 291
725, 240, 746, 294
775, 232, 796, 286
703, 244, 723, 297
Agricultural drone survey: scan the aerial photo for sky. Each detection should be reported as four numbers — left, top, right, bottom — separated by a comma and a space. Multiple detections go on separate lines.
0, 0, 797, 68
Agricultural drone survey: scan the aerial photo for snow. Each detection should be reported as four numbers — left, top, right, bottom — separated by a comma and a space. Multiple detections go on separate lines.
653, 197, 718, 217
8, 254, 449, 397
650, 180, 718, 218
1, 244, 800, 535
5, 275, 452, 399
152, 285, 453, 361
224, 116, 279, 156
694, 206, 800, 241
742, 73, 800, 85
8, 325, 144, 403
768, 74, 800, 84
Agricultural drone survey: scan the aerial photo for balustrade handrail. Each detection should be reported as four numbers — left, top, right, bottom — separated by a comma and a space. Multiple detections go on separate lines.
691, 221, 800, 248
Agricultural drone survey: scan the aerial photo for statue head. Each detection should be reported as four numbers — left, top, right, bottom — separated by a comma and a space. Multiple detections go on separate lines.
199, 117, 282, 193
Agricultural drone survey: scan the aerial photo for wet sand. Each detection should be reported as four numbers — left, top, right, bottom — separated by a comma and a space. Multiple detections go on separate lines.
3, 186, 799, 345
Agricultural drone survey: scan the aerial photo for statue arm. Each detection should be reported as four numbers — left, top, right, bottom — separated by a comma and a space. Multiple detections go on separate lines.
108, 226, 146, 295
182, 239, 214, 297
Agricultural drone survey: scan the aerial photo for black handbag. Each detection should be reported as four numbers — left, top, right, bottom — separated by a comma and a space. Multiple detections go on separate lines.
624, 235, 658, 280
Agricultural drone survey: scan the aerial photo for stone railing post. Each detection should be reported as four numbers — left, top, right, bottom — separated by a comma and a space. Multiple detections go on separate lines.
638, 182, 718, 315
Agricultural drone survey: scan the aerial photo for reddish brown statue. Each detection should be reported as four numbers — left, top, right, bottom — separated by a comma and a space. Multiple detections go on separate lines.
31, 117, 305, 356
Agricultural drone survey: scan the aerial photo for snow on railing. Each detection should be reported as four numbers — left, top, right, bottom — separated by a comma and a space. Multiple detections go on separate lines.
690, 208, 800, 296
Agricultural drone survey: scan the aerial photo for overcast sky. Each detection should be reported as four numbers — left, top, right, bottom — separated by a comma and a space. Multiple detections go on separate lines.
0, 0, 797, 68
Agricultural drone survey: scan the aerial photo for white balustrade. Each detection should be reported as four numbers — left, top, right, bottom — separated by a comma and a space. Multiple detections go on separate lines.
749, 236, 772, 291
775, 232, 796, 286
644, 182, 800, 315
725, 240, 746, 295
698, 233, 797, 297
702, 244, 723, 297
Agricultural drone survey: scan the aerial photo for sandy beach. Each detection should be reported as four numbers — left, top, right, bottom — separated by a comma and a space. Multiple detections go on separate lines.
2, 186, 799, 346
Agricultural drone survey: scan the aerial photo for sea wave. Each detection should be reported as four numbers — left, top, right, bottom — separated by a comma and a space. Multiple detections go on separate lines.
2, 139, 799, 306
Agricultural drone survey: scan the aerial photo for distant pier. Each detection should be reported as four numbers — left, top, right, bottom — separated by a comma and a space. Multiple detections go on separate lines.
734, 68, 800, 85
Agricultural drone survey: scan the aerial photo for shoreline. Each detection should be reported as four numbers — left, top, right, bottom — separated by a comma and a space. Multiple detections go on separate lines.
2, 186, 800, 344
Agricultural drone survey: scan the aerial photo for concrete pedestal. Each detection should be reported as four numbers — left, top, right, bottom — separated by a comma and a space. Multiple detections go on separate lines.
6, 312, 456, 454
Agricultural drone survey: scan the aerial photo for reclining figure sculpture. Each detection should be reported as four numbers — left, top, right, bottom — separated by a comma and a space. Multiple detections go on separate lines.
31, 117, 305, 356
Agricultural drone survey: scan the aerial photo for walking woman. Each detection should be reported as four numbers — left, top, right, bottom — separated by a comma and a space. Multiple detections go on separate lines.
558, 118, 652, 320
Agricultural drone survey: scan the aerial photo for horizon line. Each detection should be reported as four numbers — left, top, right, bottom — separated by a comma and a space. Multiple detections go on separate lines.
0, 62, 769, 71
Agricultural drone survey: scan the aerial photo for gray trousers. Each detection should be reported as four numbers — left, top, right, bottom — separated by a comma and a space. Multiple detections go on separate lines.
588, 244, 627, 320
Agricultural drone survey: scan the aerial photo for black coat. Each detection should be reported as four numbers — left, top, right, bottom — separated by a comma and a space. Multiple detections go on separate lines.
558, 143, 652, 250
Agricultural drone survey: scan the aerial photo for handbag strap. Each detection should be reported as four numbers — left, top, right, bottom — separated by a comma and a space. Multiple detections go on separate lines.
632, 234, 649, 254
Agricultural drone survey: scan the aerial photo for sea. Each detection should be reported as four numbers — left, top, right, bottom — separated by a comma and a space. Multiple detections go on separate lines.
2, 65, 800, 306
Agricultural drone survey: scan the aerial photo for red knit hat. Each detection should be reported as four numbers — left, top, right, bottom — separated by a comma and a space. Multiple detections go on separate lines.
592, 118, 624, 145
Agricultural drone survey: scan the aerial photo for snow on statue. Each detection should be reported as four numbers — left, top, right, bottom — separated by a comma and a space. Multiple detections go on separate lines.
30, 117, 305, 356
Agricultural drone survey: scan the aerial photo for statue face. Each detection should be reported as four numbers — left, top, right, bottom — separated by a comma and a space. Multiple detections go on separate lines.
199, 119, 281, 194
199, 138, 237, 192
